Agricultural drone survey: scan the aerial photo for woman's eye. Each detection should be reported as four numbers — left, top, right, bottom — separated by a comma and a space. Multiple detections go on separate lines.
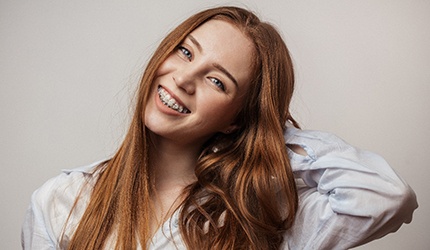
178, 46, 192, 61
210, 78, 225, 91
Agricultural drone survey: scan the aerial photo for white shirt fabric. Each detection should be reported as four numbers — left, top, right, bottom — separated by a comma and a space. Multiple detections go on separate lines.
21, 127, 418, 249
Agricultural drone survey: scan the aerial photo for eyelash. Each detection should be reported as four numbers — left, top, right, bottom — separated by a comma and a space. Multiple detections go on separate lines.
177, 45, 226, 92
178, 46, 192, 60
209, 78, 225, 91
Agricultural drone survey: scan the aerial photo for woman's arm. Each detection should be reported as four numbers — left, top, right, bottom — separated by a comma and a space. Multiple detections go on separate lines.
284, 127, 417, 249
22, 177, 60, 250
21, 164, 96, 249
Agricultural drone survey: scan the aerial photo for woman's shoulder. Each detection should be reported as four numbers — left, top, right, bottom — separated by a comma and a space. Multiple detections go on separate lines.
61, 159, 104, 175
29, 160, 105, 219
33, 160, 102, 200
284, 125, 347, 147
284, 125, 350, 161
23, 160, 105, 245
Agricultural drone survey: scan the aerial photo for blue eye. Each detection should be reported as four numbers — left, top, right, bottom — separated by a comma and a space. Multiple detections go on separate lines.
178, 46, 192, 60
210, 78, 225, 91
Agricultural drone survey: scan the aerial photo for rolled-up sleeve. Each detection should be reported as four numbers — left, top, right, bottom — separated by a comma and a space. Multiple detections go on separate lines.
283, 127, 418, 250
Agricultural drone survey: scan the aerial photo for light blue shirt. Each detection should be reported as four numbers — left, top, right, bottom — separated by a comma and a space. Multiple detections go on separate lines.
21, 127, 418, 249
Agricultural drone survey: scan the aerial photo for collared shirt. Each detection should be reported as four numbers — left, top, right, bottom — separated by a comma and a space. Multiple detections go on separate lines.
21, 127, 418, 249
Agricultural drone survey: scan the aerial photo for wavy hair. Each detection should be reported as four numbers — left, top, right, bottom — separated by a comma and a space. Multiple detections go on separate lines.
64, 6, 298, 250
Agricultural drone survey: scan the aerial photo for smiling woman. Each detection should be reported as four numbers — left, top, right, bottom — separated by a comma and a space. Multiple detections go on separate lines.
145, 20, 254, 147
21, 6, 417, 250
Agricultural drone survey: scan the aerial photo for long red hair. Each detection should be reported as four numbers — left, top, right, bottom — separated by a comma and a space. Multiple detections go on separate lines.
64, 6, 298, 250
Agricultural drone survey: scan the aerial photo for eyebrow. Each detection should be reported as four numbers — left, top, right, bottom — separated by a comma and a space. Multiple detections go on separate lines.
187, 35, 239, 88
213, 63, 238, 88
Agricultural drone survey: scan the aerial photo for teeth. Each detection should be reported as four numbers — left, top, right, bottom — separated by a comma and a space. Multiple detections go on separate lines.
158, 87, 190, 113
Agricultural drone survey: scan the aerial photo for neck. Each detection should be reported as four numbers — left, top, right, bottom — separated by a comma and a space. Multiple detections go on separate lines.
149, 133, 202, 192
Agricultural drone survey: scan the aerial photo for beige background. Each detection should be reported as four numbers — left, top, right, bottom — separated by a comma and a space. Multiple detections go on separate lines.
1, 0, 428, 249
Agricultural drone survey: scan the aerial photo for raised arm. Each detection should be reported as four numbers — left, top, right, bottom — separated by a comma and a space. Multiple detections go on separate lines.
283, 126, 417, 249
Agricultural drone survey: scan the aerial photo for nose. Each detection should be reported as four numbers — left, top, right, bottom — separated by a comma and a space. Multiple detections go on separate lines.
173, 68, 196, 95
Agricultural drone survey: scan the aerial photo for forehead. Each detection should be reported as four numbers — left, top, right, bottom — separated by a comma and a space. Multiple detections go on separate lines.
189, 19, 255, 88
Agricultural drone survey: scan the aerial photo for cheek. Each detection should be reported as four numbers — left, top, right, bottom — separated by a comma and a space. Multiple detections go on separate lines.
228, 93, 247, 114
155, 56, 176, 77
205, 99, 242, 123
227, 96, 248, 123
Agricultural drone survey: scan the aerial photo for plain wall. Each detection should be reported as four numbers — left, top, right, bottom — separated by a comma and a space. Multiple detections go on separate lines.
1, 0, 429, 249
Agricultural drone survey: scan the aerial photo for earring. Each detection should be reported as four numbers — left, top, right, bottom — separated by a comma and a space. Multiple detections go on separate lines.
225, 130, 230, 134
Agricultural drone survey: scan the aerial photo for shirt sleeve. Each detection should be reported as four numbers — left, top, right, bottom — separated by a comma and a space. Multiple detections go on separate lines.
283, 127, 418, 250
22, 176, 60, 250
21, 164, 96, 250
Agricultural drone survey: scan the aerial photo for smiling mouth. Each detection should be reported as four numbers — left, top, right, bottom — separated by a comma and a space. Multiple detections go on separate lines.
158, 86, 190, 114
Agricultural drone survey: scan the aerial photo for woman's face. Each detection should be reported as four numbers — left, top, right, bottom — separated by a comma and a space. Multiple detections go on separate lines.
145, 19, 255, 146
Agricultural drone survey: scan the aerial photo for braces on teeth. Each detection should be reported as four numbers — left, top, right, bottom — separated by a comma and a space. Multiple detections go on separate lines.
158, 87, 190, 113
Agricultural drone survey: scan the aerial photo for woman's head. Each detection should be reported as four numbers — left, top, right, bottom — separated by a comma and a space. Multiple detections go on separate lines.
144, 19, 256, 146
138, 6, 297, 148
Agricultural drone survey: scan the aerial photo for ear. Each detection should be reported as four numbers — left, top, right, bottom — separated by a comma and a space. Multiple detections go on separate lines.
221, 124, 240, 134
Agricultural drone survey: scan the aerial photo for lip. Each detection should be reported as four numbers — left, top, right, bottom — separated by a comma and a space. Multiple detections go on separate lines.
156, 85, 191, 114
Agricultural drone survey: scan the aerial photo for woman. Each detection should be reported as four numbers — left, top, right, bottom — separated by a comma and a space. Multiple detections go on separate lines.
22, 6, 417, 250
